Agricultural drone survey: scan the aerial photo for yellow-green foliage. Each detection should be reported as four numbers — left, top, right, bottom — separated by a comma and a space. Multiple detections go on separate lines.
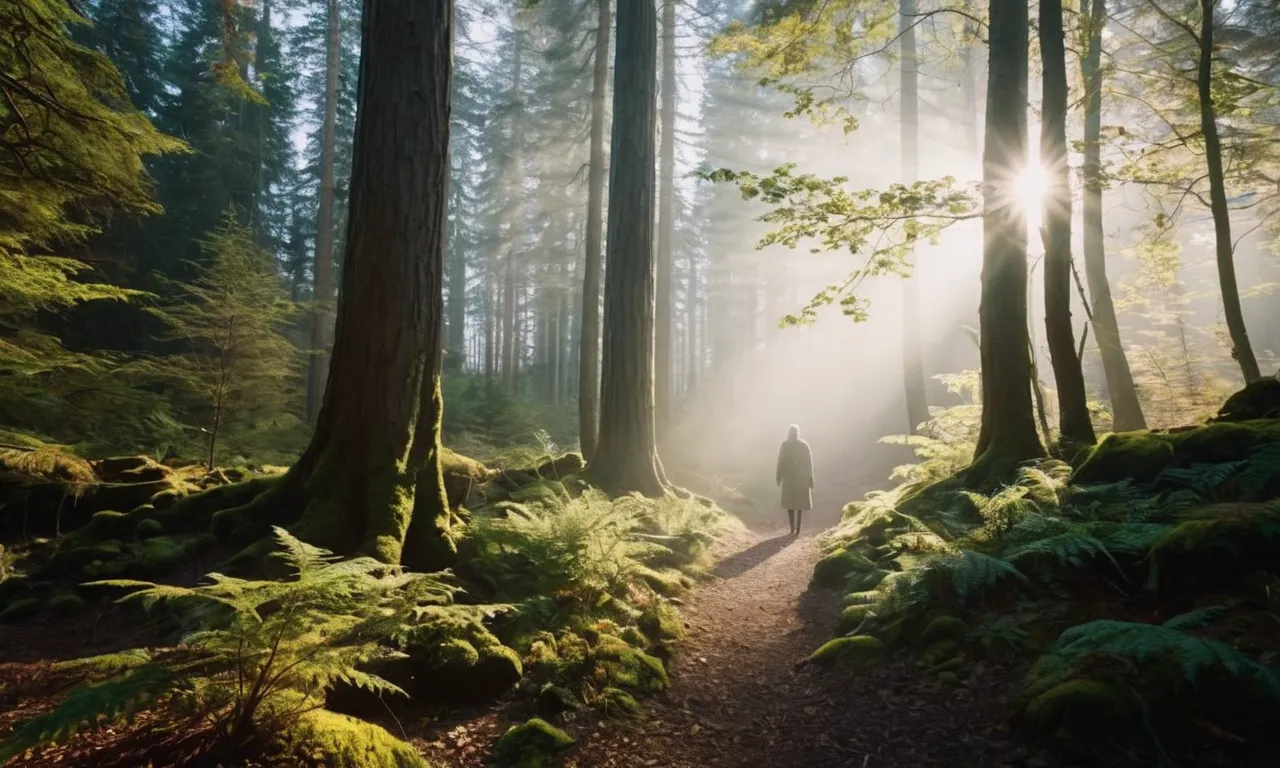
494, 718, 574, 768
0, 446, 96, 487
808, 635, 886, 668
286, 709, 428, 768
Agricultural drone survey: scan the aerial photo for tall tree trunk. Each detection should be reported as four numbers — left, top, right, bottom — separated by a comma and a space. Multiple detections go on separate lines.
445, 165, 466, 371
1040, 0, 1095, 446
307, 0, 341, 423
1080, 0, 1145, 430
900, 0, 928, 435
591, 0, 668, 497
685, 248, 698, 396
655, 0, 676, 440
1197, 0, 1261, 384
579, 0, 611, 461
255, 0, 456, 569
501, 18, 524, 395
969, 0, 1044, 485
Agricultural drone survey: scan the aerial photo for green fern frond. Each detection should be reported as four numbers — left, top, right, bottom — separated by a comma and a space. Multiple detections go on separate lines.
271, 526, 341, 575
1048, 615, 1280, 698
1235, 442, 1280, 501
1156, 461, 1248, 500
1162, 605, 1229, 631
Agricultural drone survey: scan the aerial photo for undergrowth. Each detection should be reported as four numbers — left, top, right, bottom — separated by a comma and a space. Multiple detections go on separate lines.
812, 414, 1280, 766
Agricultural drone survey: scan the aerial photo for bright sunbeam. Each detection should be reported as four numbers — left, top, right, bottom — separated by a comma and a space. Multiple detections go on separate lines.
1014, 163, 1047, 237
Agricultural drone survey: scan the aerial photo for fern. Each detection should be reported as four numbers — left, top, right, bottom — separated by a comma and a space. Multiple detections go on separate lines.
1, 527, 463, 760
1044, 612, 1280, 698
1235, 442, 1280, 501
1156, 461, 1248, 500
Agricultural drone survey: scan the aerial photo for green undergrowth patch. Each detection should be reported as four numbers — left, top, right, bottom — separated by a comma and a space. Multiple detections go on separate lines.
808, 412, 1280, 766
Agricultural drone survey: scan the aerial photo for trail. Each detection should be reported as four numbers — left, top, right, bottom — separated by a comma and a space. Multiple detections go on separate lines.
416, 521, 1029, 768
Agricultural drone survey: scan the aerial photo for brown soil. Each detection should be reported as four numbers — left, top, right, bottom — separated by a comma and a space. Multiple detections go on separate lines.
404, 523, 1035, 768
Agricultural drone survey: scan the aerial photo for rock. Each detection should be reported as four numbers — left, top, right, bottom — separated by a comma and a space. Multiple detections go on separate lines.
807, 635, 886, 669
135, 518, 163, 539
937, 670, 962, 686
591, 635, 669, 692
1215, 378, 1280, 422
596, 687, 640, 718
536, 684, 579, 717
812, 548, 870, 588
286, 708, 427, 768
494, 718, 574, 768
844, 568, 889, 593
919, 639, 960, 667
1021, 678, 1138, 741
836, 603, 872, 634
0, 596, 41, 623
49, 592, 85, 617
921, 615, 969, 646
1073, 432, 1176, 484
638, 601, 685, 642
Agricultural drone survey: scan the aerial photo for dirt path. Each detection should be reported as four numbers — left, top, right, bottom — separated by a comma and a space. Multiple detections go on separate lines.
416, 522, 1029, 768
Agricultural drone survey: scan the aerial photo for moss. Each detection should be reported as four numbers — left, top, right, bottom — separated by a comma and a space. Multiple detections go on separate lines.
919, 638, 960, 667
638, 566, 689, 596
147, 487, 186, 510
510, 482, 565, 508
619, 626, 647, 647
921, 615, 969, 646
493, 718, 574, 768
937, 670, 961, 686
807, 635, 886, 669
286, 708, 428, 768
88, 510, 133, 538
46, 539, 125, 576
535, 683, 579, 717
131, 535, 203, 578
436, 638, 481, 668
135, 518, 163, 539
836, 604, 871, 634
845, 568, 889, 593
0, 596, 41, 623
1021, 678, 1138, 740
812, 548, 865, 588
592, 635, 669, 692
638, 601, 685, 642
1073, 432, 1175, 484
1215, 379, 1280, 422
158, 475, 278, 533
596, 686, 640, 718
1169, 420, 1278, 464
49, 592, 85, 617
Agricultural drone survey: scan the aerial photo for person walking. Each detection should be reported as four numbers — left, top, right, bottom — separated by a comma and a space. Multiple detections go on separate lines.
776, 424, 814, 535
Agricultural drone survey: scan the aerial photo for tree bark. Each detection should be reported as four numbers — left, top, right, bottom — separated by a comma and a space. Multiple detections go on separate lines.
590, 0, 668, 497
1040, 0, 1096, 446
306, 0, 340, 423
445, 162, 466, 371
1080, 0, 1145, 431
578, 0, 611, 461
278, 0, 455, 568
969, 0, 1045, 485
501, 16, 525, 395
1197, 0, 1261, 384
655, 0, 676, 441
900, 0, 929, 435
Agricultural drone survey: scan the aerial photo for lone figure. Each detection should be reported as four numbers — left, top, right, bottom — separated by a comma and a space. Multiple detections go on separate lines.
776, 424, 814, 536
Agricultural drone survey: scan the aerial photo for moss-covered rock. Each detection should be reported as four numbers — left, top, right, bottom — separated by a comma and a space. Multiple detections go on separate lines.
286, 708, 427, 768
921, 615, 968, 646
49, 592, 85, 617
591, 635, 668, 692
919, 639, 960, 667
813, 548, 868, 588
0, 596, 41, 623
637, 566, 691, 596
596, 686, 640, 718
844, 568, 889, 593
1073, 432, 1176, 484
88, 510, 133, 538
535, 683, 579, 717
937, 670, 961, 686
638, 601, 685, 642
836, 604, 871, 634
1215, 378, 1280, 422
135, 518, 163, 539
1021, 678, 1139, 742
807, 635, 886, 669
494, 718, 574, 768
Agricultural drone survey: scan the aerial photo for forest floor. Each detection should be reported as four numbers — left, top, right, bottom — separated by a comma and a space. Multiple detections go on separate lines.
406, 522, 1039, 768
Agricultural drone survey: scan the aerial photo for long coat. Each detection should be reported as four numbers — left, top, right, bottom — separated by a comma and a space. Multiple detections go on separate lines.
776, 438, 814, 510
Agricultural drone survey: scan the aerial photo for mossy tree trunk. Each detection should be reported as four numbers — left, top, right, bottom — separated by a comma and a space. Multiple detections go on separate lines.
900, 0, 929, 436
306, 0, 340, 423
969, 0, 1045, 485
1040, 0, 1096, 447
270, 0, 455, 569
1080, 0, 1146, 431
590, 0, 669, 497
1196, 0, 1261, 384
578, 0, 611, 462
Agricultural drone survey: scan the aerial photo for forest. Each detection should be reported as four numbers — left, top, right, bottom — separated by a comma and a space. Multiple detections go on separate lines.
1, 0, 1279, 765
